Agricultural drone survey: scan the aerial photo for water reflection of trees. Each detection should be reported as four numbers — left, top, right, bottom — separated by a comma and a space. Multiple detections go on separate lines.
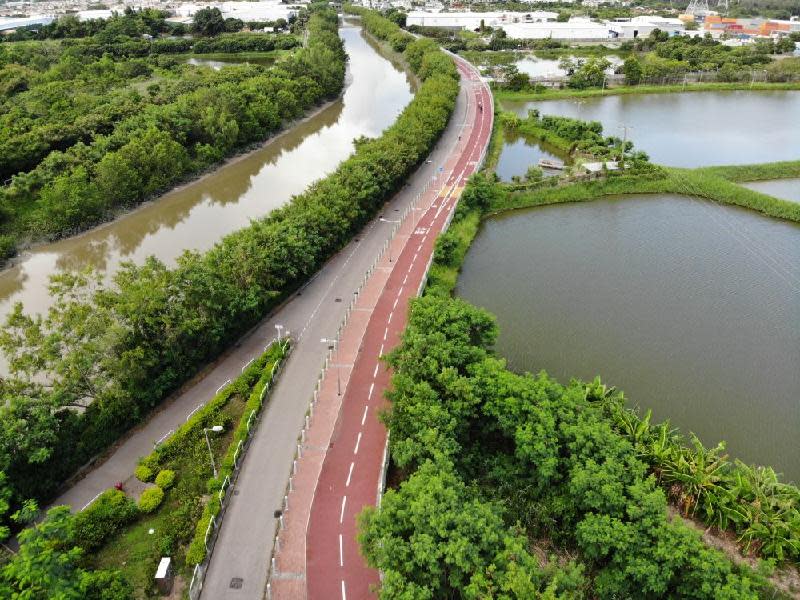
49, 99, 346, 268
6, 23, 416, 313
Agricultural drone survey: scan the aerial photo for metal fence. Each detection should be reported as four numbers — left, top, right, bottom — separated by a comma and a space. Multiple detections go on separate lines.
188, 338, 292, 600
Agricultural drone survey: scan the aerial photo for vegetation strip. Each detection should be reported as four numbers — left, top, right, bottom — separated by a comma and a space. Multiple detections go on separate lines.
360, 293, 781, 598
0, 10, 317, 262
378, 136, 800, 596
0, 340, 288, 598
0, 2, 459, 570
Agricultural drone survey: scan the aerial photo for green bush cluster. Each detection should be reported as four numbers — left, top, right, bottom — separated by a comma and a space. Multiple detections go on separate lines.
0, 7, 456, 534
71, 489, 139, 553
599, 401, 800, 563
0, 23, 317, 255
154, 469, 175, 490
137, 486, 164, 514
134, 465, 154, 483
360, 295, 774, 598
185, 341, 288, 565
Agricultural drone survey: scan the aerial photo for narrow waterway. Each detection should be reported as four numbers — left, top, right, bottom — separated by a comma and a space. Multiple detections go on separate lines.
0, 23, 415, 321
742, 178, 800, 203
456, 194, 800, 482
500, 90, 800, 167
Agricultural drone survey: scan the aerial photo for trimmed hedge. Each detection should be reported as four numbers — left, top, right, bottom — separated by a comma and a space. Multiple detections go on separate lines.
71, 489, 139, 553
138, 486, 164, 513
185, 340, 289, 565
134, 465, 154, 483
154, 469, 175, 490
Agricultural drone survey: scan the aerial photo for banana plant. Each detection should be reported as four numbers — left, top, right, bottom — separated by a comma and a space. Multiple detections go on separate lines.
738, 508, 800, 561
660, 434, 731, 521
641, 421, 680, 484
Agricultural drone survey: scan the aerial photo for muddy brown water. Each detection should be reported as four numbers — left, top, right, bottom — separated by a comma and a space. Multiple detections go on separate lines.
0, 24, 415, 325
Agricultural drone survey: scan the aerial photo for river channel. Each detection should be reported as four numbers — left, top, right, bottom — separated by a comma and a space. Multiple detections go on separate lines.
456, 194, 800, 482
500, 90, 800, 167
0, 23, 415, 321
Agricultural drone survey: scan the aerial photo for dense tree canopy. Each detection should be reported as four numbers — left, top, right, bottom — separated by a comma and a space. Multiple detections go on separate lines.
361, 293, 775, 598
0, 8, 458, 540
0, 19, 301, 261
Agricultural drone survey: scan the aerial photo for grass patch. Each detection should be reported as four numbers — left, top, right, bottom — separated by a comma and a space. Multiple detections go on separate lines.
492, 167, 800, 224
425, 208, 482, 297
86, 342, 288, 597
695, 160, 800, 183
494, 81, 800, 102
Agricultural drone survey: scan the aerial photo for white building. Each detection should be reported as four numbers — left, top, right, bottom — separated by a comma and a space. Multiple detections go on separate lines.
0, 14, 55, 31
406, 10, 557, 31
609, 16, 685, 39
501, 19, 612, 40
173, 1, 298, 22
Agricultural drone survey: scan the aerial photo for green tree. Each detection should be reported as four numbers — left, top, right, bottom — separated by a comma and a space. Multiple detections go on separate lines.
0, 506, 131, 599
192, 7, 226, 36
623, 55, 643, 85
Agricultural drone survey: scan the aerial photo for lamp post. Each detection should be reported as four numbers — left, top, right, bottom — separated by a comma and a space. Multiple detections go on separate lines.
380, 217, 401, 262
320, 338, 341, 396
204, 425, 224, 478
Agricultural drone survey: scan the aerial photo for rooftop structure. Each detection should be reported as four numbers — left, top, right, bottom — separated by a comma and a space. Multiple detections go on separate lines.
501, 19, 612, 40
609, 15, 685, 39
406, 10, 557, 30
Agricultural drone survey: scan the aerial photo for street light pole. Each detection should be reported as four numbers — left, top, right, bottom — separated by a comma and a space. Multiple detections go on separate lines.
204, 425, 224, 478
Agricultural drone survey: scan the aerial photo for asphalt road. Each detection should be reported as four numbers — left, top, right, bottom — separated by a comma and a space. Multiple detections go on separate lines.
197, 54, 477, 600
305, 57, 493, 600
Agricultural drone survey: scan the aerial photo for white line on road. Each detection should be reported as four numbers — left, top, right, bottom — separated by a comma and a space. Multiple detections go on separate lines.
340, 496, 347, 523
81, 491, 103, 511
361, 406, 368, 426
354, 432, 362, 455
373, 363, 379, 378
185, 404, 203, 422
393, 298, 398, 310
339, 533, 344, 567
403, 274, 408, 284
378, 343, 384, 357
216, 379, 231, 394
346, 462, 354, 487
341, 580, 347, 600
388, 311, 393, 324
383, 328, 388, 341
368, 382, 374, 399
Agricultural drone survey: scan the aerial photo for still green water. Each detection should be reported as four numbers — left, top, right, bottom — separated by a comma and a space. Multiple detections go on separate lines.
742, 178, 800, 203
501, 90, 800, 167
456, 194, 800, 482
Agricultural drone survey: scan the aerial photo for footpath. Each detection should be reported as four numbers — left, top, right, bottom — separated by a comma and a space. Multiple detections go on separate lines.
270, 57, 493, 600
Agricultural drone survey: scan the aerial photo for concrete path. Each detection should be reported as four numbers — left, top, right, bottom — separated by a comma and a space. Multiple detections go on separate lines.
270, 58, 493, 599
195, 57, 480, 600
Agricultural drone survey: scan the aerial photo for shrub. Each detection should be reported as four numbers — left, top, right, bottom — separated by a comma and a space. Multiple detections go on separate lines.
154, 469, 176, 490
71, 489, 139, 552
138, 486, 164, 513
0, 235, 16, 263
134, 464, 154, 483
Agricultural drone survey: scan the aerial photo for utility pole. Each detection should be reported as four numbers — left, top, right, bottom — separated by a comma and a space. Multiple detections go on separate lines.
619, 124, 631, 165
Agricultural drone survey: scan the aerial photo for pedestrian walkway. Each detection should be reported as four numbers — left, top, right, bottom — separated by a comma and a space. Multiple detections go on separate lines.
270, 57, 493, 600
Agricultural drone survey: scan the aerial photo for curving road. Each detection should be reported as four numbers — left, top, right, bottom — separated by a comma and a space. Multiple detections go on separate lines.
197, 57, 490, 600
270, 56, 493, 599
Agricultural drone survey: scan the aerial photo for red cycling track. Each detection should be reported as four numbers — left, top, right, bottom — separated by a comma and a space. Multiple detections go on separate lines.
271, 56, 493, 600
